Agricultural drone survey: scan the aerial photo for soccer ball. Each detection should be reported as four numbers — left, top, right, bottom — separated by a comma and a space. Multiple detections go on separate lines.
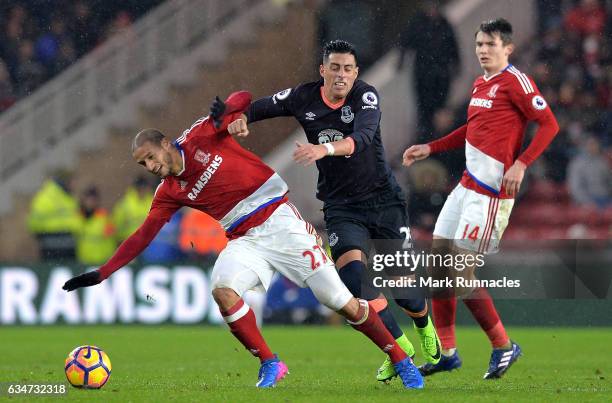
64, 345, 112, 389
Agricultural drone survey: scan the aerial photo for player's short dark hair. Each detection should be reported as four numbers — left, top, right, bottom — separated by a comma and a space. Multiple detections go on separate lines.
132, 128, 165, 153
322, 40, 357, 65
476, 18, 513, 45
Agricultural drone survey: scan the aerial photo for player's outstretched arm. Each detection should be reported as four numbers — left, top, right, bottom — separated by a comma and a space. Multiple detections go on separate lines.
62, 213, 167, 291
402, 144, 431, 167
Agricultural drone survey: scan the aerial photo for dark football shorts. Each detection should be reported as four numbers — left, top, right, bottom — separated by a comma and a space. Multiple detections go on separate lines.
323, 188, 410, 268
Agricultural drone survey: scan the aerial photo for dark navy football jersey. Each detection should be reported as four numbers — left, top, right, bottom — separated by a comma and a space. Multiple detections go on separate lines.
246, 79, 398, 205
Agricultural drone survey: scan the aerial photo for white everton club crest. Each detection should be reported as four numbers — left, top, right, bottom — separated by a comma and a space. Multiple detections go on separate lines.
340, 106, 354, 123
362, 91, 378, 106
328, 233, 339, 247
194, 149, 211, 164
487, 84, 500, 98
531, 95, 547, 110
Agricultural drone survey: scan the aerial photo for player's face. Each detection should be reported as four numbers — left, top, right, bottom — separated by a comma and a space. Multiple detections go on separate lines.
475, 32, 513, 75
320, 53, 359, 102
133, 139, 178, 179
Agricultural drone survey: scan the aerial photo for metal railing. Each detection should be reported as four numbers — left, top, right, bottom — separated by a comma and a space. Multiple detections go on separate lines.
0, 0, 254, 184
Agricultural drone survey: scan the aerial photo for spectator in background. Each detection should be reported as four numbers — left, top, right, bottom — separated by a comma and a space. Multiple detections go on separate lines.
429, 107, 464, 181
0, 1, 162, 115
318, 0, 377, 67
1, 12, 25, 83
51, 41, 77, 76
15, 39, 45, 97
0, 59, 15, 111
567, 136, 611, 208
27, 171, 80, 262
76, 186, 116, 266
536, 0, 563, 33
71, 0, 99, 57
178, 208, 227, 260
564, 0, 607, 37
112, 175, 154, 243
397, 0, 459, 141
35, 16, 74, 78
101, 11, 133, 42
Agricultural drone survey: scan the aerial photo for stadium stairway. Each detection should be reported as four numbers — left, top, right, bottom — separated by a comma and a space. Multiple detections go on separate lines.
0, 2, 320, 262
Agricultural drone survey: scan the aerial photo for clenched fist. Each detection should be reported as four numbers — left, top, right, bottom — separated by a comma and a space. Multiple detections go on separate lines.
227, 114, 249, 137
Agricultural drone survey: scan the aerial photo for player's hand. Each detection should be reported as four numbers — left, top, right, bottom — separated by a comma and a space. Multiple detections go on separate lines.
293, 141, 326, 166
228, 115, 249, 137
209, 96, 226, 128
402, 144, 431, 167
502, 160, 526, 197
62, 270, 102, 291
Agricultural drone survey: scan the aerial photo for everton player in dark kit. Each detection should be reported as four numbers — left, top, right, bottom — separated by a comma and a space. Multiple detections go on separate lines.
228, 40, 441, 382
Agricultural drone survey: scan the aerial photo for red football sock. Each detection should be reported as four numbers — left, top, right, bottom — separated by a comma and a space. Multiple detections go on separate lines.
463, 287, 509, 348
432, 297, 457, 350
349, 299, 408, 364
221, 299, 274, 362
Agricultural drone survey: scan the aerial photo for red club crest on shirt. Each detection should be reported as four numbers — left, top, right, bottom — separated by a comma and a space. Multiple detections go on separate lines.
194, 149, 211, 164
487, 84, 500, 98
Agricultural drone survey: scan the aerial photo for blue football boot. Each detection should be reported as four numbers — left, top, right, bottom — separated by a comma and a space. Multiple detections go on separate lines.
255, 355, 289, 388
483, 341, 522, 379
418, 350, 462, 376
393, 357, 424, 389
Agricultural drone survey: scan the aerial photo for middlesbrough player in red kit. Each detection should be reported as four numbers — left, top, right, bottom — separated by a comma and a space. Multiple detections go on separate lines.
63, 91, 424, 389
403, 19, 559, 379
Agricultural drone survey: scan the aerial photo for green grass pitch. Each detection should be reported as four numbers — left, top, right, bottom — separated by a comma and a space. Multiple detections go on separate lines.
1, 325, 610, 402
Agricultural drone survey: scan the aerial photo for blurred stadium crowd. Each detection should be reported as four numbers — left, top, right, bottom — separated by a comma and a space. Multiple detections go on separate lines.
0, 1, 163, 111
1, 0, 610, 265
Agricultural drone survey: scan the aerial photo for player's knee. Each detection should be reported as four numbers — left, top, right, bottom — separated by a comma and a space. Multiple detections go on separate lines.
212, 287, 240, 309
336, 297, 363, 323
315, 288, 353, 312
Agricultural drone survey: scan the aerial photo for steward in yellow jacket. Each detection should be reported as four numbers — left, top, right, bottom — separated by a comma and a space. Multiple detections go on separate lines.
76, 187, 116, 266
27, 176, 80, 261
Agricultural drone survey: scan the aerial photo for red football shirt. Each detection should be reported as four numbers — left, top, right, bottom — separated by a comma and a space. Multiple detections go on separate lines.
428, 64, 559, 198
98, 91, 288, 279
